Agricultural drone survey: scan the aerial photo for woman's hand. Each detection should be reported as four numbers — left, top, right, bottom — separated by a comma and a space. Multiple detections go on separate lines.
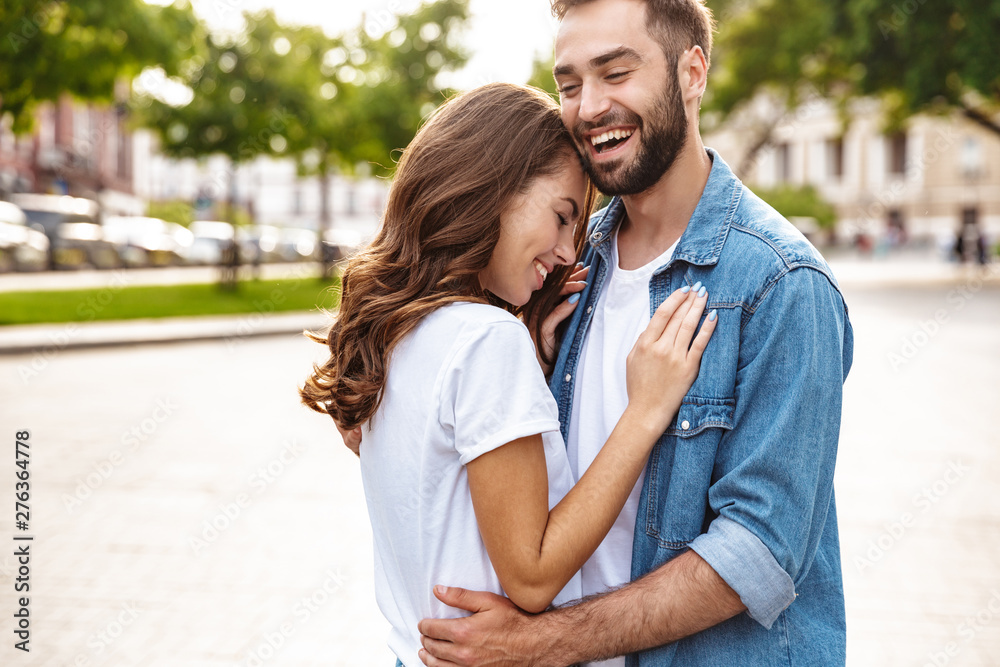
625, 284, 717, 436
336, 424, 362, 457
533, 264, 589, 375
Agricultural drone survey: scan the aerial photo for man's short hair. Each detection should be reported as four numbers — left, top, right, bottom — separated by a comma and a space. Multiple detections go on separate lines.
551, 0, 715, 67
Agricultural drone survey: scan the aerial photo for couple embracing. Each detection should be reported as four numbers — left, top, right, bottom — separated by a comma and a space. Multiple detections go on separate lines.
301, 0, 853, 665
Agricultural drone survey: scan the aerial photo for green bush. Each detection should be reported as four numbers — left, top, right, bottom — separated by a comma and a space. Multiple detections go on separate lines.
147, 200, 195, 227
753, 185, 837, 230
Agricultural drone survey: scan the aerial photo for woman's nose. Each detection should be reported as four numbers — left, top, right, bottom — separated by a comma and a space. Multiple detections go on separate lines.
553, 236, 575, 266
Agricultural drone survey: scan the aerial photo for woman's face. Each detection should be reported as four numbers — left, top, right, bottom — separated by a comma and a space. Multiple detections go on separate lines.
479, 154, 587, 307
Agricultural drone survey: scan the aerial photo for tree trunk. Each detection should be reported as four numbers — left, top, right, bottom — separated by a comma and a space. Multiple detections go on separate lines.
318, 160, 335, 280
219, 159, 240, 290
736, 122, 779, 182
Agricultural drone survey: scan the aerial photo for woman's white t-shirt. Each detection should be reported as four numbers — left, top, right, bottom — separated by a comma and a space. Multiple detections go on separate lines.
359, 302, 582, 666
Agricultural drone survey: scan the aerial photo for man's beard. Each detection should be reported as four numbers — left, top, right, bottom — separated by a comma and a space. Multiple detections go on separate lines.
574, 74, 688, 196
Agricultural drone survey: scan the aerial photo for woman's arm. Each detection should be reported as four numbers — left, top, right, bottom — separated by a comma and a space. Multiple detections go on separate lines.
467, 287, 716, 613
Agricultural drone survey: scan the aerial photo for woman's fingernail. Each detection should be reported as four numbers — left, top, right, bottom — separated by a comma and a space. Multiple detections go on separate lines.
698, 286, 707, 298
681, 285, 691, 293
692, 281, 702, 292
708, 309, 717, 321
568, 293, 580, 304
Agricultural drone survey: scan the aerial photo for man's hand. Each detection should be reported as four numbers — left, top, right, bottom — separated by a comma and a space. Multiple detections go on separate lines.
418, 551, 746, 666
417, 586, 550, 667
336, 424, 362, 457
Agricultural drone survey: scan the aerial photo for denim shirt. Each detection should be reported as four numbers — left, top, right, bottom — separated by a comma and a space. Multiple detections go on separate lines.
549, 149, 853, 666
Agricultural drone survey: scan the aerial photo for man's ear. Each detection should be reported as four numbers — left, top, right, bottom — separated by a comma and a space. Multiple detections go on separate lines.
680, 45, 708, 104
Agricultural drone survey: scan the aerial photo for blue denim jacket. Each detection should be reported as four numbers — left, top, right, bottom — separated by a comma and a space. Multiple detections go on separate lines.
549, 149, 853, 666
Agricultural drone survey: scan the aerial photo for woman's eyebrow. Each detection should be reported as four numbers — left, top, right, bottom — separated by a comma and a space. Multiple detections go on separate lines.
562, 197, 580, 219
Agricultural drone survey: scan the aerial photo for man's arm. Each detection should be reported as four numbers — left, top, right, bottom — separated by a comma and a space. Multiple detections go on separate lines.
420, 266, 852, 665
418, 549, 744, 667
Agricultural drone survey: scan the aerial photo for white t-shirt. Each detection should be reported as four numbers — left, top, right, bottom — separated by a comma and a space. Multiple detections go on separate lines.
359, 302, 581, 667
567, 233, 677, 667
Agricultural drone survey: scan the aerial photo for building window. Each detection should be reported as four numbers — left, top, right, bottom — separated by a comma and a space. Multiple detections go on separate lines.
887, 132, 907, 175
825, 138, 844, 180
346, 187, 357, 216
962, 207, 979, 228
775, 142, 791, 183
960, 137, 983, 179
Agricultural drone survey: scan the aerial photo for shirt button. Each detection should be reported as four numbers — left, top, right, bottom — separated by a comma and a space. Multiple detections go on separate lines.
591, 231, 603, 242
565, 374, 572, 383
681, 420, 690, 430
586, 306, 593, 314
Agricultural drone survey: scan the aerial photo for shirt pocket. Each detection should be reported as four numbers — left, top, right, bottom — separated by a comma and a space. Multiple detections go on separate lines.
640, 396, 735, 549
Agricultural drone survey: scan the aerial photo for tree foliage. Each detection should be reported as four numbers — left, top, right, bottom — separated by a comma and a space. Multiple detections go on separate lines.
136, 0, 470, 178
136, 10, 324, 166
704, 0, 1000, 136
752, 184, 837, 230
0, 0, 203, 132
336, 0, 470, 174
526, 51, 559, 100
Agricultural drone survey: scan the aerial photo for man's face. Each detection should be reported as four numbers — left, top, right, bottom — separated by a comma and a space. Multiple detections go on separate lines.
554, 0, 689, 196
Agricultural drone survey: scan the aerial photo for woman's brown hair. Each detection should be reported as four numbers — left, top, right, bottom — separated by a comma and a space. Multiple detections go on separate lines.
300, 82, 596, 430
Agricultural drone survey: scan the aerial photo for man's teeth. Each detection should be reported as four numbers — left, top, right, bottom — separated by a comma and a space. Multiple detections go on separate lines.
534, 261, 548, 280
590, 128, 635, 147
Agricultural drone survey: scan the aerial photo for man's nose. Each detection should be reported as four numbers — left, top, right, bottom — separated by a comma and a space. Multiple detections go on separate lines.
578, 83, 611, 124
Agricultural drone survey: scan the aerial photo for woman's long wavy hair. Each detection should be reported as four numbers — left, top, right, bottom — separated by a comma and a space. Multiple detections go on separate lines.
300, 83, 596, 430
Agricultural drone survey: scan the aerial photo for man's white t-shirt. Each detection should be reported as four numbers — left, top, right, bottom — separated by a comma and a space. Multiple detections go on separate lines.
567, 233, 677, 667
359, 302, 582, 667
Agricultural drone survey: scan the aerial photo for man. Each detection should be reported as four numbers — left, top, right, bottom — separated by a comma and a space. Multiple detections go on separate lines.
416, 0, 854, 665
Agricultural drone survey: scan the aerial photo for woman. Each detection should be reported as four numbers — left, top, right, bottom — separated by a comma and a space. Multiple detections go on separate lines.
300, 83, 715, 666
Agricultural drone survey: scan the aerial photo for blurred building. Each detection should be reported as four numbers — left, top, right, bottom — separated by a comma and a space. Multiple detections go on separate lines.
706, 97, 1000, 247
0, 95, 387, 238
0, 82, 145, 216
133, 133, 387, 238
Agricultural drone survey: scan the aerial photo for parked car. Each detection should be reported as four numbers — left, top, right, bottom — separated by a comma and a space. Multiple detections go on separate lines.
321, 227, 364, 263
275, 227, 318, 263
236, 224, 283, 265
103, 216, 194, 267
183, 220, 235, 265
10, 194, 120, 270
0, 201, 50, 272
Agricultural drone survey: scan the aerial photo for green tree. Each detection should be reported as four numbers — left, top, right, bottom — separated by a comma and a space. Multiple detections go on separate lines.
703, 0, 851, 177
847, 0, 1000, 136
527, 51, 558, 99
135, 10, 323, 221
0, 0, 203, 132
283, 0, 470, 275
136, 2, 471, 277
704, 0, 1000, 142
340, 0, 471, 173
752, 184, 837, 230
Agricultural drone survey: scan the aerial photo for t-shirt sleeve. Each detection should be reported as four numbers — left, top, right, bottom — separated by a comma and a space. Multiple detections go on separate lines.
437, 318, 562, 465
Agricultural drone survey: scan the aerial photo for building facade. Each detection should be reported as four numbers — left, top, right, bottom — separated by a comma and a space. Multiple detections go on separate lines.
0, 84, 145, 216
705, 97, 1000, 248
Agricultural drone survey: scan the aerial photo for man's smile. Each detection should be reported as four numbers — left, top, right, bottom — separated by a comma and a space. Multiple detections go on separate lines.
584, 125, 638, 160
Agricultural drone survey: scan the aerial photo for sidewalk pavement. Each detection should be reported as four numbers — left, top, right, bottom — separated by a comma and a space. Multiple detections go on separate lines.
0, 261, 322, 292
0, 257, 996, 355
0, 311, 331, 355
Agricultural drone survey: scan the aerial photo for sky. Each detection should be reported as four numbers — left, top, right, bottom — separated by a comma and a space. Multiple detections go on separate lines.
183, 0, 561, 90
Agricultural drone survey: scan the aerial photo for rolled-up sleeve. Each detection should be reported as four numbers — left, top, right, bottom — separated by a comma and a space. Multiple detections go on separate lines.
690, 266, 852, 628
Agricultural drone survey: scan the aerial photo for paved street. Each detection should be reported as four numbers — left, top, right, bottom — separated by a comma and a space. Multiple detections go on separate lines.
0, 280, 998, 666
